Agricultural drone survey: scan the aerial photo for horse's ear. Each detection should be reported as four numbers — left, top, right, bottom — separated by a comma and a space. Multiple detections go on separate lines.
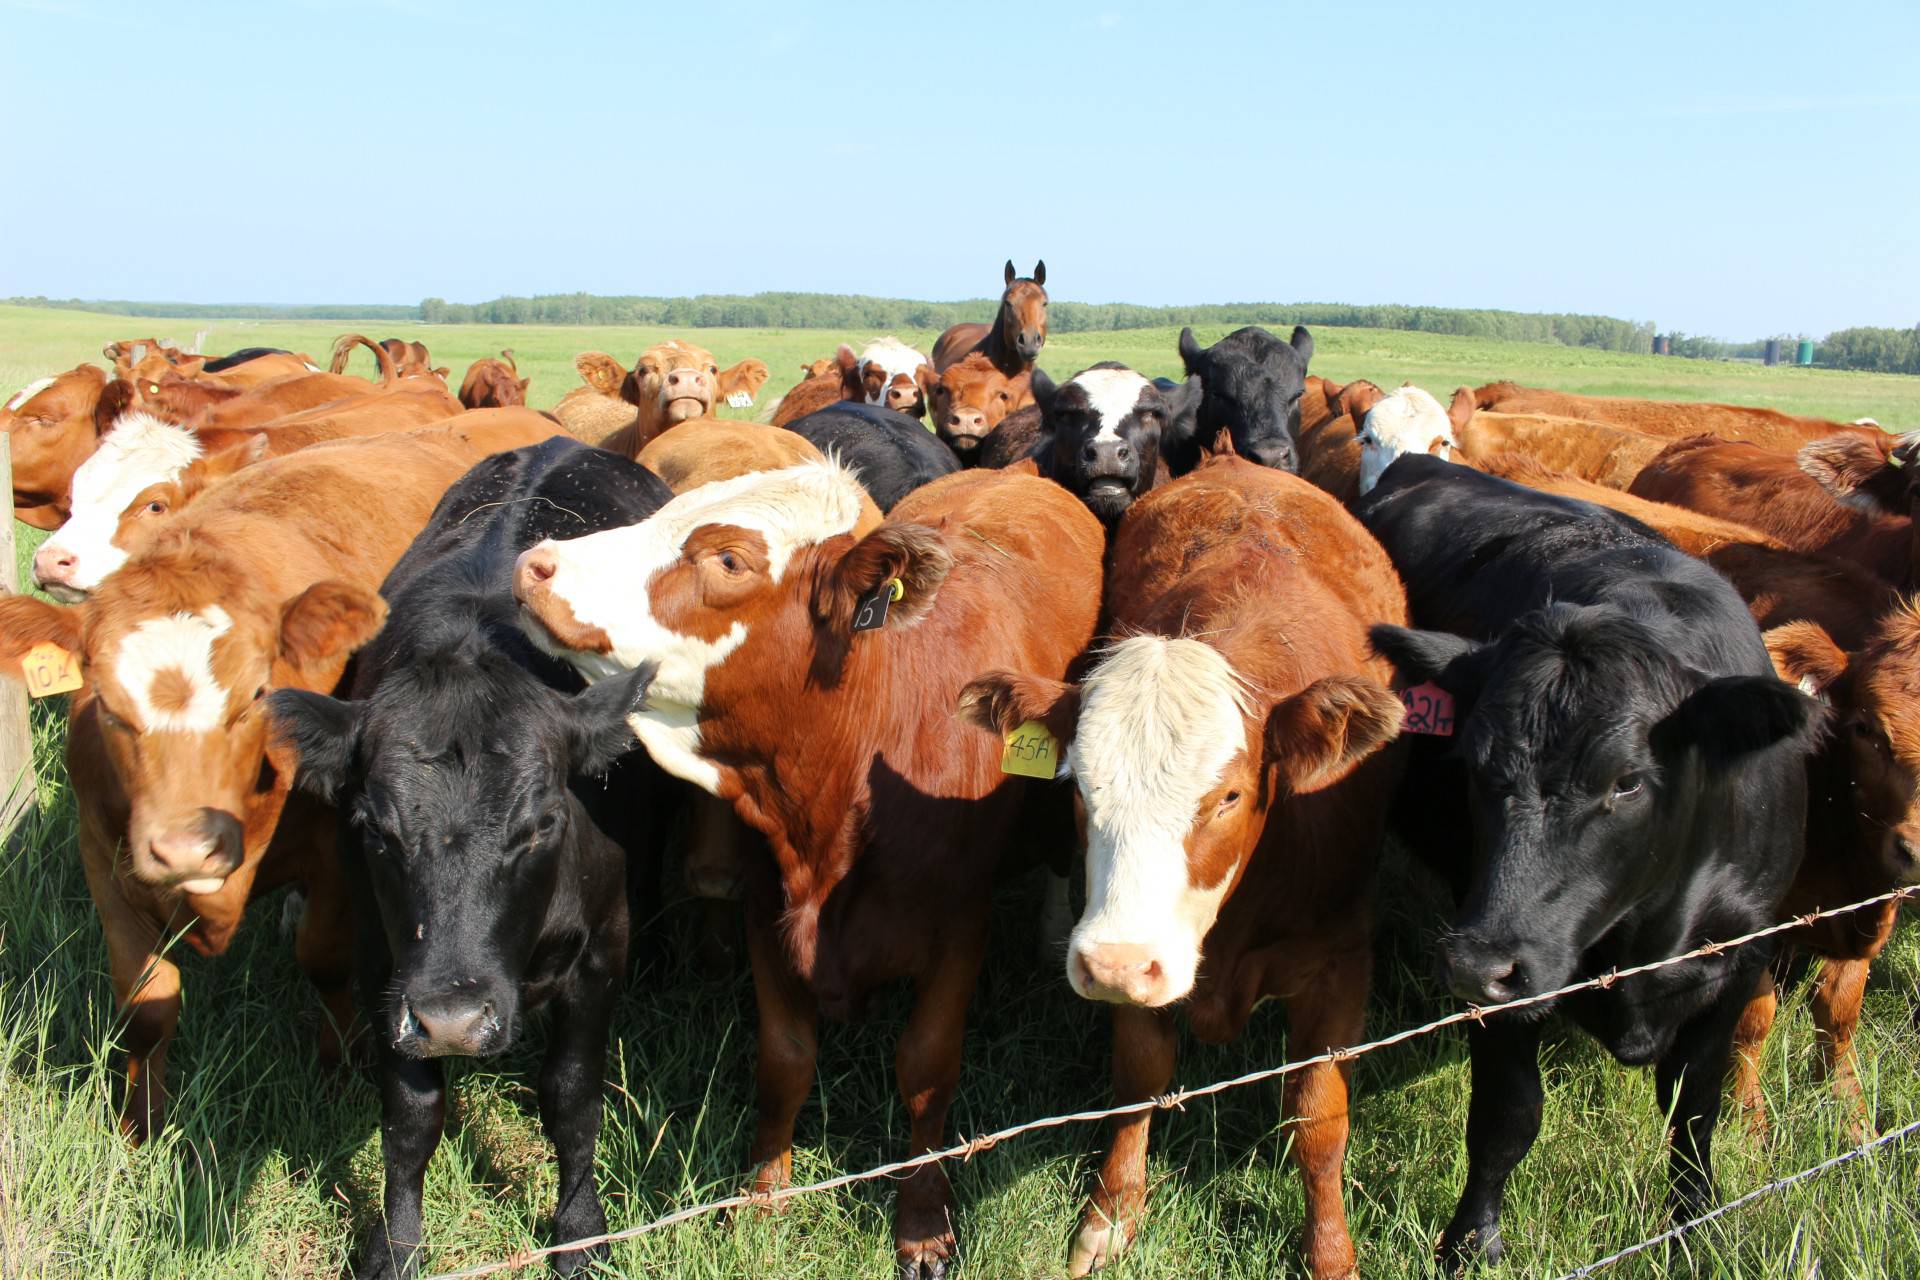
1032, 260, 1045, 287
1004, 260, 1016, 287
1030, 367, 1058, 414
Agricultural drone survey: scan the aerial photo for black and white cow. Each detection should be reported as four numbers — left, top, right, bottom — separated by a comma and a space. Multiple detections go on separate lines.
1355, 454, 1823, 1271
1173, 324, 1313, 475
1031, 363, 1201, 524
782, 401, 961, 511
271, 437, 672, 1280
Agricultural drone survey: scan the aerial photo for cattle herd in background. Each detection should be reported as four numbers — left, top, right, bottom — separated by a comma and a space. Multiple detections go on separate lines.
0, 257, 1916, 1280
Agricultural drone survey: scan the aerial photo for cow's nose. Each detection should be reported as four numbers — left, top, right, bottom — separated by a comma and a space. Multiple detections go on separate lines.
514, 547, 556, 600
1080, 439, 1133, 469
1072, 942, 1165, 1005
1889, 833, 1920, 883
666, 369, 707, 391
948, 408, 986, 434
31, 544, 76, 587
887, 384, 917, 410
397, 992, 503, 1058
1443, 935, 1525, 1005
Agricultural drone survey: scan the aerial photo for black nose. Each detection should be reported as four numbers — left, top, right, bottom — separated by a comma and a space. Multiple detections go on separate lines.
1443, 935, 1525, 1005
1080, 439, 1134, 471
396, 991, 503, 1057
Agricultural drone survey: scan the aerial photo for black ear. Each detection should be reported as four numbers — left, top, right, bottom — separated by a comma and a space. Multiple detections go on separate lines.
1030, 367, 1058, 414
1164, 373, 1203, 423
1290, 325, 1314, 364
1369, 625, 1478, 684
269, 689, 362, 801
1032, 260, 1045, 286
1004, 259, 1017, 287
1657, 675, 1826, 764
567, 661, 657, 775
1178, 326, 1204, 375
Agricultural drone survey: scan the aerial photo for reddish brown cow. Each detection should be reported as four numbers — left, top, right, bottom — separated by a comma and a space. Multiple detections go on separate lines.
1474, 381, 1880, 452
0, 412, 560, 1141
931, 259, 1049, 375
770, 349, 861, 427
928, 352, 1034, 460
961, 453, 1406, 1280
554, 341, 771, 452
1452, 389, 1675, 490
800, 355, 839, 380
513, 463, 1103, 1276
458, 349, 529, 409
3, 364, 109, 526
330, 335, 445, 382
1297, 380, 1387, 503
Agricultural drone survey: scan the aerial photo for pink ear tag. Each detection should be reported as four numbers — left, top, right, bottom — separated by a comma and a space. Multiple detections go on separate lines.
1399, 682, 1455, 736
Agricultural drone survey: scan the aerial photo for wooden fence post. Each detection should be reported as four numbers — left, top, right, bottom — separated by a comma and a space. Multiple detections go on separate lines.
0, 433, 38, 838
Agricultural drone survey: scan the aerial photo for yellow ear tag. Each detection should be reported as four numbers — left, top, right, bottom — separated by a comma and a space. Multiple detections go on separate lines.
147, 383, 160, 394
22, 641, 83, 698
1000, 719, 1059, 779
888, 577, 905, 602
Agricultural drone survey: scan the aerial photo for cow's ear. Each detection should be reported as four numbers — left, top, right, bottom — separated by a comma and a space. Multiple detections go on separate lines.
915, 362, 938, 405
1658, 674, 1826, 763
1290, 325, 1314, 364
181, 436, 268, 495
1798, 434, 1908, 514
1030, 367, 1058, 414
1345, 381, 1385, 421
94, 379, 135, 434
1004, 259, 1017, 287
816, 523, 953, 632
566, 661, 657, 775
1763, 622, 1849, 695
956, 670, 1080, 756
0, 596, 85, 681
1177, 326, 1204, 375
1032, 260, 1045, 287
1265, 675, 1404, 791
279, 582, 388, 674
836, 344, 862, 394
574, 352, 626, 397
1448, 387, 1477, 434
718, 358, 770, 402
267, 689, 361, 801
1369, 625, 1487, 716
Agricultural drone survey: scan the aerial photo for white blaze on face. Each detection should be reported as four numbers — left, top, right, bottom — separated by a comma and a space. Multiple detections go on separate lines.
5, 377, 56, 413
1070, 368, 1152, 444
42, 413, 203, 591
1067, 635, 1252, 1003
855, 337, 929, 406
113, 606, 234, 733
1357, 385, 1455, 494
520, 459, 869, 792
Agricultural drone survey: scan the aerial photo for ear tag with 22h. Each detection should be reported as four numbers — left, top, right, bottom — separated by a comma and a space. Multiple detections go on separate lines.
22, 640, 83, 698
852, 577, 904, 632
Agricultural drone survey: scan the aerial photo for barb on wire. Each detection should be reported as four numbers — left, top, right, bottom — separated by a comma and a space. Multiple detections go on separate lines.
1551, 1118, 1920, 1279
420, 885, 1916, 1280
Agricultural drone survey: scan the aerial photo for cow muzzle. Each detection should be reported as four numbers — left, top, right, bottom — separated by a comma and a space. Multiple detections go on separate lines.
1069, 940, 1184, 1007
884, 379, 921, 414
513, 547, 612, 655
1442, 932, 1536, 1006
1884, 829, 1920, 885
139, 809, 245, 894
660, 369, 711, 421
943, 407, 987, 452
30, 543, 87, 602
393, 987, 510, 1058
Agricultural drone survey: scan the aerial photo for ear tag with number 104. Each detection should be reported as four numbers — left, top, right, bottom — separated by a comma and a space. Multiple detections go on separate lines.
851, 577, 905, 632
22, 641, 83, 698
1001, 720, 1059, 779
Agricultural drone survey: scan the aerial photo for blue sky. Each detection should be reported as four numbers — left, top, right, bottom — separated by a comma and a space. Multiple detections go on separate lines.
3, 0, 1915, 338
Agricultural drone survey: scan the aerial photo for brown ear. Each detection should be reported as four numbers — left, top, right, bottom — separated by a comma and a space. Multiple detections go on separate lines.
718, 358, 770, 401
836, 344, 863, 394
94, 379, 136, 433
1265, 674, 1404, 790
431, 365, 451, 382
1448, 387, 1476, 434
1763, 621, 1849, 693
574, 352, 627, 397
1205, 427, 1238, 458
0, 596, 86, 680
915, 363, 938, 405
956, 670, 1081, 753
183, 436, 270, 494
814, 522, 953, 632
279, 581, 388, 673
1798, 434, 1903, 512
1345, 381, 1385, 420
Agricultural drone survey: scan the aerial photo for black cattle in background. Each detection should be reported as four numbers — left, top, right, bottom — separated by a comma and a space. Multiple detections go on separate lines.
1171, 324, 1313, 474
1355, 454, 1822, 1271
783, 401, 961, 510
272, 437, 673, 1279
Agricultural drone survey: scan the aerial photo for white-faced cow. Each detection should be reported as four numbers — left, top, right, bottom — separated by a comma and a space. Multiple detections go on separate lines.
1029, 363, 1201, 524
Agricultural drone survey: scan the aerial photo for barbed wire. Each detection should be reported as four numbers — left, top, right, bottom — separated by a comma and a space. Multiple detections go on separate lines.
420, 884, 1916, 1280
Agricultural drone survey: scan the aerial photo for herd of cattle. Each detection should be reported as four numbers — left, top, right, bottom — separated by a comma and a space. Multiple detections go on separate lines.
1, 259, 1916, 1279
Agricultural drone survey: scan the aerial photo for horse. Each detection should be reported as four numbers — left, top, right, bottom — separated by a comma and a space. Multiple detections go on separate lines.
932, 259, 1049, 376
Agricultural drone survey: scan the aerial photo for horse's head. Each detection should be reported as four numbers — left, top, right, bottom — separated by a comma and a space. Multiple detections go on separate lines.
998, 259, 1049, 363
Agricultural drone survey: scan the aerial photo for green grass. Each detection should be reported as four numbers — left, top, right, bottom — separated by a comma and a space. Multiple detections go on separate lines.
2, 306, 1918, 1278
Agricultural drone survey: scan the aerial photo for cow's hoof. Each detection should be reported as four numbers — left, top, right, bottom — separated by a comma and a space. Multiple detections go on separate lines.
551, 1240, 609, 1277
1436, 1221, 1502, 1275
1067, 1211, 1134, 1276
353, 1226, 420, 1280
894, 1222, 957, 1280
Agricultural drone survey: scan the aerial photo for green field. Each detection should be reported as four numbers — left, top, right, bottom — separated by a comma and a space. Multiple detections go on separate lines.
2, 305, 1918, 1279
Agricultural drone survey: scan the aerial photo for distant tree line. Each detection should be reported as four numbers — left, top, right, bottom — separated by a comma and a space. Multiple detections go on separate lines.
1816, 326, 1920, 376
5, 296, 418, 321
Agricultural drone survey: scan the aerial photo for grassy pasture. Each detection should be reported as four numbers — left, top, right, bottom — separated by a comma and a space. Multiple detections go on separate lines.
1, 305, 1918, 1278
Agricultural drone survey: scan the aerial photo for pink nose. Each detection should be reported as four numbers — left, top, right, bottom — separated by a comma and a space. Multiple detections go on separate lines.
1072, 943, 1166, 1005
32, 544, 76, 586
665, 369, 709, 395
946, 408, 986, 437
514, 547, 556, 601
887, 382, 918, 411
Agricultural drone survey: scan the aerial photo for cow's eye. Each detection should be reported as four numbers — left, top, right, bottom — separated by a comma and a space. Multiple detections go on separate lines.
1851, 720, 1874, 739
147, 499, 167, 515
1218, 790, 1241, 811
253, 686, 266, 702
1611, 774, 1645, 800
536, 810, 562, 837
708, 365, 718, 376
717, 550, 744, 574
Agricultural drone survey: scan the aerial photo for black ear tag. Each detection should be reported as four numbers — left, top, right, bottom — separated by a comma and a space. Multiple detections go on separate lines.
852, 577, 905, 632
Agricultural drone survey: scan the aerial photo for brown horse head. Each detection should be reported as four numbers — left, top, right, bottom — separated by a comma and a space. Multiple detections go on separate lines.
998, 259, 1049, 363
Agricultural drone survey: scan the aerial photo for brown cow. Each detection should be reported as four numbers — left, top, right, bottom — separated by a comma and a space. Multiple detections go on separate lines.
330, 335, 446, 383
458, 349, 529, 409
769, 349, 861, 427
514, 463, 1104, 1277
635, 418, 883, 533
928, 352, 1034, 461
554, 342, 771, 453
3, 364, 109, 526
800, 355, 839, 380
932, 259, 1049, 375
1453, 391, 1676, 490
772, 338, 935, 427
0, 412, 560, 1142
1296, 380, 1387, 504
109, 340, 316, 390
1473, 381, 1880, 452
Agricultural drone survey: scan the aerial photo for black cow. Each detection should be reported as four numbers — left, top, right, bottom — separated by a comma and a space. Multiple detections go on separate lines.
783, 401, 961, 511
1024, 363, 1199, 524
271, 437, 672, 1279
1354, 454, 1822, 1270
1172, 324, 1312, 474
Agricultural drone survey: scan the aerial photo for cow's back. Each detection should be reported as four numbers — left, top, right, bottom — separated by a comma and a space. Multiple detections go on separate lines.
1476, 382, 1865, 450
786, 403, 961, 511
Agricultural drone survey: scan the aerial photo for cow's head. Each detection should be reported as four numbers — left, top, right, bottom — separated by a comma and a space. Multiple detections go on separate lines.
1177, 325, 1312, 472
1356, 386, 1458, 494
959, 638, 1402, 1006
930, 354, 1032, 459
272, 629, 651, 1058
997, 259, 1049, 363
620, 340, 771, 439
457, 350, 528, 410
512, 461, 943, 791
1768, 615, 1920, 888
1372, 606, 1824, 1009
1034, 364, 1200, 523
1799, 431, 1920, 516
11, 557, 389, 895
3, 365, 109, 524
854, 338, 935, 418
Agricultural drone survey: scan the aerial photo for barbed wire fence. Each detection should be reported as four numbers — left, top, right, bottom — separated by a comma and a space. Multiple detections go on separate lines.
421, 885, 1919, 1280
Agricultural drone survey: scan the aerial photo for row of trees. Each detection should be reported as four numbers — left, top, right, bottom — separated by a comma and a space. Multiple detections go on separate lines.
1816, 326, 1920, 376
5, 297, 418, 321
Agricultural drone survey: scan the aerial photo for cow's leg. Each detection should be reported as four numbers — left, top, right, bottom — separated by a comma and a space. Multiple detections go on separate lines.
79, 824, 179, 1144
744, 900, 818, 1199
892, 928, 987, 1280
1654, 960, 1757, 1225
1809, 956, 1874, 1141
1729, 966, 1778, 1139
685, 792, 748, 976
539, 942, 623, 1275
359, 1052, 447, 1280
292, 855, 359, 1070
1438, 1017, 1544, 1270
1068, 1004, 1175, 1277
1279, 946, 1368, 1280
